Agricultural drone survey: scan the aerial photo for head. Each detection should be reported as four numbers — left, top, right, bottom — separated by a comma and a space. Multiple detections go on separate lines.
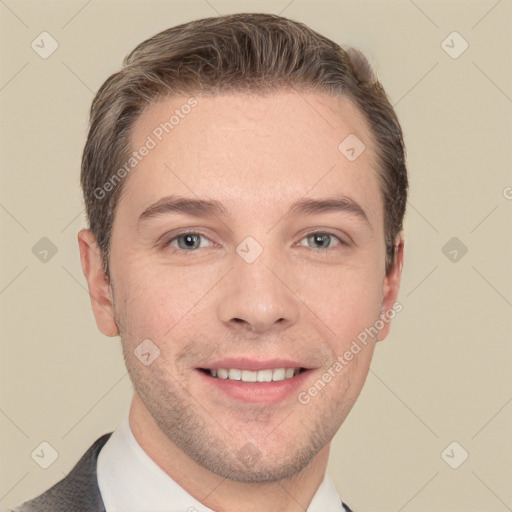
78, 13, 407, 482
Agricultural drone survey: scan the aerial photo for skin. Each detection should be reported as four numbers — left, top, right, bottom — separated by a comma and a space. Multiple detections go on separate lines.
78, 91, 404, 512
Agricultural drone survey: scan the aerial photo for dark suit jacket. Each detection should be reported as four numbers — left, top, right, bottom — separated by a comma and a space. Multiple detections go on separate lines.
13, 433, 353, 511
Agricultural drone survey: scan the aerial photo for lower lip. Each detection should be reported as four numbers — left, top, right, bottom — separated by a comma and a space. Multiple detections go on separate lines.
195, 369, 312, 404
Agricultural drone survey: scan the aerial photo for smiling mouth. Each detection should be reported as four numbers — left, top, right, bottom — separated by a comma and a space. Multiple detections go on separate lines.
199, 367, 307, 383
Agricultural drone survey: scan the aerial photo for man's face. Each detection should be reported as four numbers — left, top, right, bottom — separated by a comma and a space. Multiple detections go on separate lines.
88, 91, 402, 481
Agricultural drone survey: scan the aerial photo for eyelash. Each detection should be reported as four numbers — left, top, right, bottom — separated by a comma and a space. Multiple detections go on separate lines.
163, 230, 347, 253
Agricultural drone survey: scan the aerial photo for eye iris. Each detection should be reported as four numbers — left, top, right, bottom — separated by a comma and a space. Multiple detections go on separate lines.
179, 234, 200, 250
310, 233, 330, 249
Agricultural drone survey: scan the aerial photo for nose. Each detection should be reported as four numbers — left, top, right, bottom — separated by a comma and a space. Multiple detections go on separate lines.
216, 246, 300, 335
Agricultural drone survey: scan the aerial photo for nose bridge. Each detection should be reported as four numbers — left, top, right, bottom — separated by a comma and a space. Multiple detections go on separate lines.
216, 236, 300, 333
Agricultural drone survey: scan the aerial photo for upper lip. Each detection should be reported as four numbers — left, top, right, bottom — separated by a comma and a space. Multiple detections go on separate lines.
199, 358, 311, 371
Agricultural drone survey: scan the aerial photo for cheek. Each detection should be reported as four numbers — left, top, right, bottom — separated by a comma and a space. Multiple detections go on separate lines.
111, 258, 222, 343
299, 262, 384, 344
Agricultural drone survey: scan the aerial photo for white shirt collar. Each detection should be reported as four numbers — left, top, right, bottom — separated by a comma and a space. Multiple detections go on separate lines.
97, 417, 344, 512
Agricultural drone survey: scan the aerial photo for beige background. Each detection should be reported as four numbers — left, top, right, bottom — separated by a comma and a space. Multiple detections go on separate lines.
1, 0, 511, 511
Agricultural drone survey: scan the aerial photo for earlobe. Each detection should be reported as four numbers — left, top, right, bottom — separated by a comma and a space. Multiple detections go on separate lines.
77, 229, 119, 337
377, 237, 405, 341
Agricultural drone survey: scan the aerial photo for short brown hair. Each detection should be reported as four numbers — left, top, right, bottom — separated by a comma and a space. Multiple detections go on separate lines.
81, 12, 407, 275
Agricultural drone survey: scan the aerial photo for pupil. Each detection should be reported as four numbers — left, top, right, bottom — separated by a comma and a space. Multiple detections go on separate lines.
184, 235, 197, 248
314, 234, 328, 248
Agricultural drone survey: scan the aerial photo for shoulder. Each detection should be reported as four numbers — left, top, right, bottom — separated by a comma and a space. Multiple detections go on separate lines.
12, 433, 112, 512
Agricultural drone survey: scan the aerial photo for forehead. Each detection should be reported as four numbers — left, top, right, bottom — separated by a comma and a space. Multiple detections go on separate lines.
121, 91, 382, 225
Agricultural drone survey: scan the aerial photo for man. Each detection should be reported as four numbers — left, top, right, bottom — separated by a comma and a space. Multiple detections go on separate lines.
14, 11, 407, 512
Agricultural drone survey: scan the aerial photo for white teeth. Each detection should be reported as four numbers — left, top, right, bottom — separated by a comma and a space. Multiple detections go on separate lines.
241, 370, 257, 382
217, 368, 229, 379
256, 369, 273, 382
285, 368, 295, 378
228, 368, 241, 380
209, 367, 300, 382
272, 368, 286, 381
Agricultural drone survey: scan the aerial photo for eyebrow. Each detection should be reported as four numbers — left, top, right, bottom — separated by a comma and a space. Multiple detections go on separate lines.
138, 194, 370, 226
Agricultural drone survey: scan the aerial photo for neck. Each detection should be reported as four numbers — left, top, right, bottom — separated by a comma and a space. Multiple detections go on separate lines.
128, 394, 331, 512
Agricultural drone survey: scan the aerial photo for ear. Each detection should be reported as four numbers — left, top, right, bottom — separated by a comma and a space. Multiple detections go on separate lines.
77, 229, 119, 337
377, 236, 405, 341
